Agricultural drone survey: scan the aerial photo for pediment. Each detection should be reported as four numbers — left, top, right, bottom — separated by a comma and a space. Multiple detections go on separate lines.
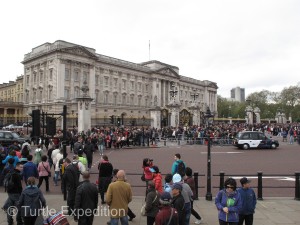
60, 46, 97, 59
155, 67, 180, 78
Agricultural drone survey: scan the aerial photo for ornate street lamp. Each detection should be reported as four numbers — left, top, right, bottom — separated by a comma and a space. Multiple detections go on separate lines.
204, 106, 214, 201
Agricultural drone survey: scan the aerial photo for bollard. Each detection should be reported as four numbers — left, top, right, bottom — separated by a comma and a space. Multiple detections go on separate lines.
295, 172, 300, 200
219, 171, 225, 190
63, 179, 67, 201
257, 171, 263, 200
194, 172, 199, 200
164, 139, 166, 146
178, 139, 180, 145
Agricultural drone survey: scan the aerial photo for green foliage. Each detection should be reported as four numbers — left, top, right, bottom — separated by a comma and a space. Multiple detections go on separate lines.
217, 85, 300, 121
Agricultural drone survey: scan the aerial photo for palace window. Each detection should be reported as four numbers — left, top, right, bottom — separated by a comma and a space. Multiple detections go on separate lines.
74, 71, 79, 81
65, 69, 70, 80
49, 69, 53, 80
104, 77, 109, 86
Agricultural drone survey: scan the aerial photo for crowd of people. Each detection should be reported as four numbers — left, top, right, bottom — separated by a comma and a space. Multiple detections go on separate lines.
0, 121, 298, 225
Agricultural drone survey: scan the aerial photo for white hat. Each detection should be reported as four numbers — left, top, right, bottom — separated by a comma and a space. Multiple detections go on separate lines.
172, 173, 182, 183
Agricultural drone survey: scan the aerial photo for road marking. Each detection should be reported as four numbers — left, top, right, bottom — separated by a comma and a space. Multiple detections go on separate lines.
231, 176, 295, 181
201, 152, 243, 154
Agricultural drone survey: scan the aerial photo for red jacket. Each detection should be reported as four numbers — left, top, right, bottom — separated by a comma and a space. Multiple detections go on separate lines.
153, 173, 163, 193
155, 206, 178, 225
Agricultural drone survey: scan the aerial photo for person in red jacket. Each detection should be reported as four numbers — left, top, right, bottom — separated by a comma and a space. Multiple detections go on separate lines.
155, 191, 178, 225
149, 165, 163, 193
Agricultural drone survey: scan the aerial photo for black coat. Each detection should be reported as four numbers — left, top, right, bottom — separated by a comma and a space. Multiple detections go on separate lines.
74, 180, 99, 218
63, 163, 79, 191
172, 194, 185, 225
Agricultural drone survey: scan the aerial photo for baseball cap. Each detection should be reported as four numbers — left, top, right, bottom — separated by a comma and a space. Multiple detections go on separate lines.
172, 173, 182, 183
160, 191, 172, 201
240, 177, 251, 185
171, 183, 182, 191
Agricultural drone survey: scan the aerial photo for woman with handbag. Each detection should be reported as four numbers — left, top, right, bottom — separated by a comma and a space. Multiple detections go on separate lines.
37, 155, 51, 192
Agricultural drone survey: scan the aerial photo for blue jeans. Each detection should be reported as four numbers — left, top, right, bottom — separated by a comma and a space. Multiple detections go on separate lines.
98, 144, 104, 155
54, 171, 60, 185
184, 202, 191, 225
110, 216, 128, 225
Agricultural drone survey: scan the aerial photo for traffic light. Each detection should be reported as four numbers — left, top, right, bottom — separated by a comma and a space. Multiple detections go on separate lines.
32, 109, 41, 137
46, 117, 56, 136
110, 115, 115, 124
117, 117, 121, 126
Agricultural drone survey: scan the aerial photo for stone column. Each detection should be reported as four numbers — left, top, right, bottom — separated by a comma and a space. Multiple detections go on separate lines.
76, 80, 93, 133
150, 108, 161, 129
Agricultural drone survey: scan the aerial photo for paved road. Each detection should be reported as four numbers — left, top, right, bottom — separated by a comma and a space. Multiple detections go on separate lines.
17, 135, 298, 198
1, 136, 298, 198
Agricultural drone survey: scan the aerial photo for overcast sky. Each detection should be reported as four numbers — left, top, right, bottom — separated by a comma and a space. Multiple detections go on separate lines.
1, 0, 299, 98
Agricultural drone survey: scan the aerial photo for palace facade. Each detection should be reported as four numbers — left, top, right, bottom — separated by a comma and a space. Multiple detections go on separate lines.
1, 40, 218, 129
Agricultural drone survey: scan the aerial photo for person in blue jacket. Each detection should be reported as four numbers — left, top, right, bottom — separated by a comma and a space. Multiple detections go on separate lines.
215, 178, 242, 225
237, 177, 256, 225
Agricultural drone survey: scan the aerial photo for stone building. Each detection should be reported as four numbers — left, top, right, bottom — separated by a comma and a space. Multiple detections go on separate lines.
0, 76, 24, 125
13, 40, 217, 129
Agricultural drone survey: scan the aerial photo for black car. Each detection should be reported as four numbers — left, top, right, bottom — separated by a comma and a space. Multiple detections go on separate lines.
0, 130, 26, 147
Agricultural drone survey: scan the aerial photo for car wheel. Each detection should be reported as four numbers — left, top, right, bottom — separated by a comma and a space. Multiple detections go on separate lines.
243, 144, 250, 150
271, 143, 277, 149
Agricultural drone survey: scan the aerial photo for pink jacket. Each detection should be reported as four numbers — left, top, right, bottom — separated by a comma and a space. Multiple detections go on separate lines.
38, 161, 51, 177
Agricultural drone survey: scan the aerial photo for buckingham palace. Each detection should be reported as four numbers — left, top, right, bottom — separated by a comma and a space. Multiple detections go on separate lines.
1, 40, 218, 129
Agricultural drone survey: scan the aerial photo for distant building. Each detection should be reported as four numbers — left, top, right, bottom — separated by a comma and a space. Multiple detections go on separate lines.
230, 87, 245, 102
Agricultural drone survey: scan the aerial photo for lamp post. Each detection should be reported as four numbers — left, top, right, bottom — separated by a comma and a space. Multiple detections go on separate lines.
142, 116, 145, 146
205, 106, 213, 201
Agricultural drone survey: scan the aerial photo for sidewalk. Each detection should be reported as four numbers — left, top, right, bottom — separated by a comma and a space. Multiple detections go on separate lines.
1, 193, 299, 225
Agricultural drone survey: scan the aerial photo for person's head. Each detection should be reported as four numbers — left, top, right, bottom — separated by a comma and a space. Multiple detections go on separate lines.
160, 191, 172, 205
174, 153, 181, 161
64, 157, 71, 166
240, 177, 251, 189
224, 177, 237, 192
113, 169, 119, 177
10, 150, 16, 156
37, 144, 41, 148
185, 167, 192, 177
27, 176, 36, 186
82, 171, 90, 180
15, 162, 23, 171
116, 170, 126, 180
172, 173, 182, 183
102, 155, 108, 161
171, 183, 182, 196
78, 149, 83, 156
165, 173, 172, 183
143, 158, 150, 167
41, 155, 47, 162
27, 154, 33, 161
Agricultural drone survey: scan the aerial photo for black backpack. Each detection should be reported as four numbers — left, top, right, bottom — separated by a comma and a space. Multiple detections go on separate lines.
4, 171, 15, 192
72, 162, 81, 180
177, 161, 186, 177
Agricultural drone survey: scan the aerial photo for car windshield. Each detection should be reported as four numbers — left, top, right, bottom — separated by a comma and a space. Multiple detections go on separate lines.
12, 132, 20, 138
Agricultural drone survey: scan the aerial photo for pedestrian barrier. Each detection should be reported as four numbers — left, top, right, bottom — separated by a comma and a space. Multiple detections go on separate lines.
214, 171, 300, 201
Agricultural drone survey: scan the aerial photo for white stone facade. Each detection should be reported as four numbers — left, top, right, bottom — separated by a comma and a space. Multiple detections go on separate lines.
22, 40, 218, 128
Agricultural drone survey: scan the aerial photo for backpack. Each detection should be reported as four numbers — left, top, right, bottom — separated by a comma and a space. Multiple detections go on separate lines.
4, 171, 15, 192
72, 162, 81, 180
177, 161, 186, 177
